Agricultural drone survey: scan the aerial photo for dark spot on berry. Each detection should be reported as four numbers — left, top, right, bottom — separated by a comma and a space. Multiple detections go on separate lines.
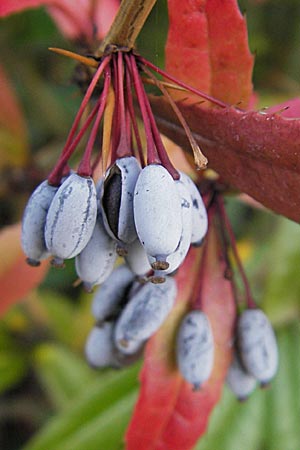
181, 199, 190, 208
103, 166, 122, 239
186, 317, 197, 327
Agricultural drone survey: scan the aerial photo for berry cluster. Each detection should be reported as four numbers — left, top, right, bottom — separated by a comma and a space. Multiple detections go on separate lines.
21, 51, 207, 283
21, 48, 278, 396
85, 264, 177, 367
173, 193, 279, 394
215, 195, 279, 399
21, 49, 209, 374
21, 156, 207, 286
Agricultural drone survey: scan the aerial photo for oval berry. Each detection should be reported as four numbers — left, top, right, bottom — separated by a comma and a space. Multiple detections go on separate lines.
133, 164, 182, 269
179, 171, 207, 246
125, 238, 152, 277
45, 173, 97, 261
85, 322, 120, 369
149, 175, 192, 275
237, 309, 279, 385
226, 352, 257, 401
176, 310, 214, 390
91, 264, 135, 322
101, 156, 140, 244
21, 180, 58, 265
75, 212, 117, 291
114, 276, 177, 352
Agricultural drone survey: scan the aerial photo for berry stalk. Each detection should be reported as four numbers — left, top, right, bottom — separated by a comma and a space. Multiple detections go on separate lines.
125, 64, 145, 167
217, 195, 256, 309
128, 54, 160, 165
191, 206, 214, 310
78, 67, 112, 177
138, 56, 228, 109
48, 56, 111, 184
48, 98, 101, 184
115, 52, 131, 159
142, 85, 179, 180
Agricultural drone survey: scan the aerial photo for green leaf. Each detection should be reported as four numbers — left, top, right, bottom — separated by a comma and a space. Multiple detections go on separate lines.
24, 363, 140, 450
0, 350, 27, 393
56, 391, 138, 450
38, 290, 93, 350
33, 343, 97, 411
196, 387, 265, 450
37, 290, 85, 348
0, 128, 28, 168
196, 323, 300, 450
262, 219, 300, 324
0, 326, 28, 393
265, 324, 300, 450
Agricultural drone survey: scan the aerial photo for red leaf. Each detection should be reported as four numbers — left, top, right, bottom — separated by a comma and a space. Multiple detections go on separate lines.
47, 0, 119, 43
0, 0, 118, 43
0, 0, 56, 16
126, 229, 236, 450
0, 223, 48, 317
165, 0, 254, 108
150, 96, 300, 222
266, 97, 300, 118
0, 64, 29, 168
0, 65, 27, 141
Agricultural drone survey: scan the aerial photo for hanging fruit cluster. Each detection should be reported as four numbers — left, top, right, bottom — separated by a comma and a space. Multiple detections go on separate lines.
21, 48, 278, 398
213, 195, 279, 400
21, 50, 208, 280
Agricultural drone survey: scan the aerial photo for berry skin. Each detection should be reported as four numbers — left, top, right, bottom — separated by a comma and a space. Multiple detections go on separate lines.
21, 180, 58, 266
148, 174, 192, 275
75, 212, 117, 291
114, 331, 145, 356
176, 311, 214, 390
237, 309, 279, 385
114, 276, 177, 352
125, 238, 152, 277
45, 173, 97, 261
101, 156, 141, 244
85, 321, 142, 369
85, 322, 119, 368
179, 171, 208, 246
133, 164, 182, 269
91, 264, 135, 322
226, 352, 257, 401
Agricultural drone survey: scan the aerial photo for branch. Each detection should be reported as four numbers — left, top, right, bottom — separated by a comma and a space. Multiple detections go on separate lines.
98, 0, 157, 54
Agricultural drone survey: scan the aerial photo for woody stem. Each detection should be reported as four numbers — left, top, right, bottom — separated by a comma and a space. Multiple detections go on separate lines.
98, 0, 157, 54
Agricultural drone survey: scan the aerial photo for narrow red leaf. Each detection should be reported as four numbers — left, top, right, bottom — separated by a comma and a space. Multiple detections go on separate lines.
165, 0, 254, 108
0, 224, 48, 317
150, 96, 300, 222
126, 229, 236, 450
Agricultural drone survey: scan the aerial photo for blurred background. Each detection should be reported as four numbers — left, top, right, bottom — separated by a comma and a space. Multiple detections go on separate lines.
0, 0, 300, 449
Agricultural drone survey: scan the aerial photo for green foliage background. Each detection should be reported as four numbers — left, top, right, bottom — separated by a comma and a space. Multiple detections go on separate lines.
0, 1, 300, 449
